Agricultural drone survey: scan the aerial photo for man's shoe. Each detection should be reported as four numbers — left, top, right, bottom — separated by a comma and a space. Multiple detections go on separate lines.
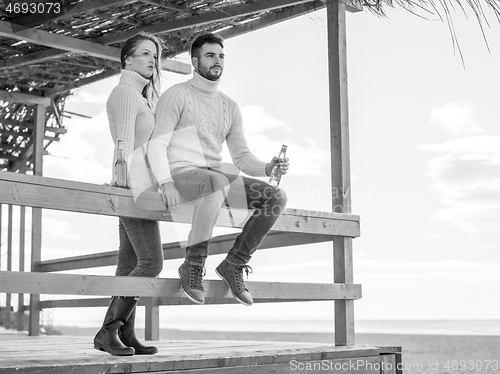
215, 260, 253, 306
178, 262, 205, 304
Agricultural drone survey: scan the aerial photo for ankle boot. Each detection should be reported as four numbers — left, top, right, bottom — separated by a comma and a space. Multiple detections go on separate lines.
94, 296, 137, 355
119, 304, 158, 355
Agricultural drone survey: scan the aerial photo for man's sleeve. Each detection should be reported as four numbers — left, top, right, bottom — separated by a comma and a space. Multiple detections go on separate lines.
147, 87, 184, 185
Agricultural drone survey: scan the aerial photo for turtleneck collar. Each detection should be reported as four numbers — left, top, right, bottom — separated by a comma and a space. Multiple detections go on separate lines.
120, 69, 149, 93
189, 70, 220, 97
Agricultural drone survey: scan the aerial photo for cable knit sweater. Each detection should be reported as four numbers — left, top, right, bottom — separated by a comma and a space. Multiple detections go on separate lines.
107, 69, 157, 193
147, 71, 268, 186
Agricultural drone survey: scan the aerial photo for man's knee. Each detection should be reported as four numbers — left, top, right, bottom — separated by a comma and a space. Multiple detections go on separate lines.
272, 187, 288, 208
200, 173, 230, 196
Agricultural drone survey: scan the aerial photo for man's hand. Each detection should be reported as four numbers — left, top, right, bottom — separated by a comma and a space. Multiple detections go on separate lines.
265, 156, 289, 176
160, 182, 183, 210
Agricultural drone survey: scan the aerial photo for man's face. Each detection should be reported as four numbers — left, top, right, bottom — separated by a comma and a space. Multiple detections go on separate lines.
193, 43, 224, 81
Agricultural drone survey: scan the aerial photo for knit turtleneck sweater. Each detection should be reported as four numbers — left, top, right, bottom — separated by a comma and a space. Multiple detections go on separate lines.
107, 69, 157, 192
148, 71, 268, 186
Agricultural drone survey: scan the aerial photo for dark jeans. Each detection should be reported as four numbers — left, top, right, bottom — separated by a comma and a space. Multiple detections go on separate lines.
116, 217, 163, 277
171, 167, 288, 266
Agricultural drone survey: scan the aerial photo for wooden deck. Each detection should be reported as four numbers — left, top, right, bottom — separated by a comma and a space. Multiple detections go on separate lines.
0, 332, 402, 374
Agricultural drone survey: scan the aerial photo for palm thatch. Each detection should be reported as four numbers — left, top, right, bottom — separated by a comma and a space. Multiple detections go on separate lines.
0, 0, 499, 172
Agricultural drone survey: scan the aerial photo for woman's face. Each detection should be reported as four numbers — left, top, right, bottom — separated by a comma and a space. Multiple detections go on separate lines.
124, 39, 158, 79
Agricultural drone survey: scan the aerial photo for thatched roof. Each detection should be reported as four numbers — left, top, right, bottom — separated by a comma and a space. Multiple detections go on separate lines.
1, 0, 499, 172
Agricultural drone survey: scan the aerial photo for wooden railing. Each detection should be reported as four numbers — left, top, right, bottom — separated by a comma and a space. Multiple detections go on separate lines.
0, 171, 361, 344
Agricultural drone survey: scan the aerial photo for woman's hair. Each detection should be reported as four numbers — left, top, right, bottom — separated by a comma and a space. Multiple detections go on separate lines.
121, 31, 164, 101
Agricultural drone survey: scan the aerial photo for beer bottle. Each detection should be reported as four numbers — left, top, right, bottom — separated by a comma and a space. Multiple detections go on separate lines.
268, 145, 287, 187
115, 140, 127, 187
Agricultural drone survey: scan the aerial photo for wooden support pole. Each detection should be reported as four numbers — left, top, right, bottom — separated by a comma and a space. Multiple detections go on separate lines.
0, 204, 2, 272
18, 206, 26, 331
6, 205, 13, 329
144, 297, 160, 341
0, 204, 2, 327
327, 0, 355, 346
28, 104, 45, 336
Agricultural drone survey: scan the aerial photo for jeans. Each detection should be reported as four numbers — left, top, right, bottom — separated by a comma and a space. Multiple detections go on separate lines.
171, 167, 288, 266
116, 217, 163, 277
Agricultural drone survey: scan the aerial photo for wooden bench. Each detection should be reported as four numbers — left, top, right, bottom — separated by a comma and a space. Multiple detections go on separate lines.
0, 171, 361, 343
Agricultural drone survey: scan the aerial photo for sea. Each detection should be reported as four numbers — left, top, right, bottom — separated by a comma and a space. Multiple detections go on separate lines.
49, 319, 500, 374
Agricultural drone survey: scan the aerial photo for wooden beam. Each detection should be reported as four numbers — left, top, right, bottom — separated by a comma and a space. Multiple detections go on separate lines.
0, 89, 50, 106
0, 20, 122, 61
17, 206, 26, 332
28, 103, 45, 337
0, 129, 31, 138
0, 154, 19, 161
139, 0, 199, 15
0, 204, 2, 275
94, 0, 315, 45
5, 204, 13, 329
0, 271, 362, 301
0, 143, 26, 151
327, 0, 355, 347
0, 172, 361, 237
144, 297, 160, 341
0, 49, 69, 70
162, 59, 192, 74
45, 69, 118, 96
32, 104, 45, 176
37, 231, 335, 272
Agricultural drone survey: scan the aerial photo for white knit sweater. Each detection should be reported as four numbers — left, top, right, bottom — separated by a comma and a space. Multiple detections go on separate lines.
147, 71, 268, 186
107, 69, 158, 193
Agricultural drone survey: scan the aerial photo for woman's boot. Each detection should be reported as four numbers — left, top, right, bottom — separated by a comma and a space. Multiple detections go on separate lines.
93, 296, 137, 356
119, 304, 158, 355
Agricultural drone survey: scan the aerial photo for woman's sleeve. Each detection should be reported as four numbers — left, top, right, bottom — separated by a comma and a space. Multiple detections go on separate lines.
108, 86, 140, 183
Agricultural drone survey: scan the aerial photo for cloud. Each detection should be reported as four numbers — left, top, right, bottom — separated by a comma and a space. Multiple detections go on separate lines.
247, 250, 500, 287
44, 110, 113, 184
64, 76, 118, 117
429, 102, 483, 135
241, 105, 293, 135
220, 105, 330, 176
421, 135, 500, 232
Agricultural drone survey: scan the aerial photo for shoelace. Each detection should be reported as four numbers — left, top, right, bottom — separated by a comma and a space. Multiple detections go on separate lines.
234, 265, 253, 291
190, 265, 206, 291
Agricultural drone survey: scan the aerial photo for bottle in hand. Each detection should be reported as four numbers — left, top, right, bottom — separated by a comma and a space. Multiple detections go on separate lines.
268, 144, 287, 187
115, 140, 127, 187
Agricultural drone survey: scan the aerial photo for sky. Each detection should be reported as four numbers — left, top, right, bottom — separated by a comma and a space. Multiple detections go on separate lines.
1, 4, 500, 333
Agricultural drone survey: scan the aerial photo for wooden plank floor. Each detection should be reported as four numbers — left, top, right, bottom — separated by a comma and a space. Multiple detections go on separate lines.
0, 332, 401, 374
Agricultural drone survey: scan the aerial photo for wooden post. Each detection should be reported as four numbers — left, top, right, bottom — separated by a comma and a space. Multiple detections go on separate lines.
144, 297, 160, 341
18, 206, 26, 331
327, 0, 355, 346
29, 103, 45, 336
6, 205, 13, 329
0, 204, 1, 327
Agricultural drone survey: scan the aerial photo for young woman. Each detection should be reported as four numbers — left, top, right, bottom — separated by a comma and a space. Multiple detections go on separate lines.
93, 32, 164, 356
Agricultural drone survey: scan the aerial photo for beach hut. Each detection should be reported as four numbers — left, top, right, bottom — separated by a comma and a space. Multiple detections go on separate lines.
0, 0, 497, 372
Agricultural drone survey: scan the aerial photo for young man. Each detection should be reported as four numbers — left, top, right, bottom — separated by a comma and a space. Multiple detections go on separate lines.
147, 33, 289, 306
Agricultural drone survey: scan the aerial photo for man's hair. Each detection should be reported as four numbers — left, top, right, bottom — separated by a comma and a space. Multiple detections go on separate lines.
190, 33, 224, 59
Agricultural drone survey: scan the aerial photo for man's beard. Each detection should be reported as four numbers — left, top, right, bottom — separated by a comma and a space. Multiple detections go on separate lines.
199, 65, 222, 81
